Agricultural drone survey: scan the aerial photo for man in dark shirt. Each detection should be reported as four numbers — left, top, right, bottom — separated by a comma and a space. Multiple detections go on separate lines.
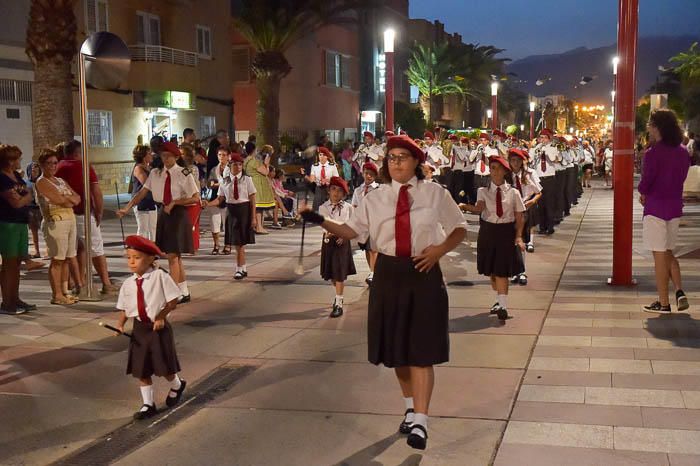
56, 140, 116, 295
207, 130, 229, 176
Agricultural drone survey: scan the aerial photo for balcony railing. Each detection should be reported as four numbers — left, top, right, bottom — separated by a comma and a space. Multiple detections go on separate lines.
0, 79, 32, 105
129, 45, 198, 67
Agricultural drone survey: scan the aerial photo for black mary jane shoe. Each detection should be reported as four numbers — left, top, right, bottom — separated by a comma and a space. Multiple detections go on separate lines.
407, 424, 428, 450
234, 271, 245, 280
178, 294, 191, 304
399, 408, 414, 434
329, 304, 343, 318
133, 404, 157, 420
526, 244, 535, 253
365, 275, 373, 286
490, 302, 500, 315
165, 379, 187, 408
496, 306, 509, 321
510, 275, 519, 284
519, 274, 528, 286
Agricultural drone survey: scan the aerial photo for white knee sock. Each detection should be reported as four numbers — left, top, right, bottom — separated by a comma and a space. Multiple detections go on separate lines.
498, 294, 508, 309
334, 295, 343, 306
404, 397, 415, 423
140, 385, 154, 409
168, 374, 182, 397
178, 282, 189, 296
412, 413, 428, 438
241, 264, 247, 272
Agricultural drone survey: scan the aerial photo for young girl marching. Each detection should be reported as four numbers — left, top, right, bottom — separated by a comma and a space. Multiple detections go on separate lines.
115, 235, 186, 420
460, 156, 526, 321
301, 135, 466, 450
204, 153, 256, 280
319, 176, 356, 318
118, 142, 200, 304
350, 161, 380, 285
508, 148, 542, 286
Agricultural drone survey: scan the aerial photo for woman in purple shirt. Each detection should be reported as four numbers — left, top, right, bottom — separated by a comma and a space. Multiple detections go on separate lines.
639, 109, 691, 314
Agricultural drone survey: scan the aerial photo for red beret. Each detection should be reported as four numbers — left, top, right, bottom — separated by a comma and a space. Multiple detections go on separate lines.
540, 129, 553, 138
318, 146, 332, 157
363, 131, 375, 139
230, 152, 244, 163
125, 235, 164, 257
362, 161, 378, 174
508, 148, 528, 161
433, 126, 441, 133
160, 141, 181, 158
328, 176, 349, 195
448, 134, 458, 141
479, 133, 491, 141
460, 136, 469, 143
423, 131, 434, 140
489, 155, 511, 172
385, 130, 395, 137
387, 135, 426, 163
493, 130, 507, 138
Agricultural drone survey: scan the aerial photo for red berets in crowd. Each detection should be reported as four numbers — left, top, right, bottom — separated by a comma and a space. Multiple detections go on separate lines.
448, 134, 458, 141
508, 148, 528, 160
329, 176, 349, 194
230, 152, 244, 163
460, 136, 469, 143
363, 131, 375, 139
318, 146, 332, 157
125, 235, 165, 257
362, 161, 379, 174
423, 131, 435, 140
489, 155, 511, 172
479, 132, 491, 141
540, 128, 553, 138
387, 135, 426, 162
493, 129, 507, 138
160, 141, 181, 158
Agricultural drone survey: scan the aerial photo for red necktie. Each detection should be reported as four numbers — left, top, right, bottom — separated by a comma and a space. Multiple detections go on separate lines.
395, 185, 411, 257
481, 154, 486, 173
364, 184, 369, 195
163, 170, 173, 205
496, 187, 503, 218
451, 150, 456, 168
515, 174, 522, 195
321, 165, 326, 180
136, 278, 151, 323
233, 175, 239, 200
540, 152, 547, 172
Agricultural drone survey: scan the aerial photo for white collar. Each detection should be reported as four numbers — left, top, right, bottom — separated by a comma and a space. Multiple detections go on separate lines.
391, 176, 418, 194
489, 181, 510, 192
133, 267, 157, 281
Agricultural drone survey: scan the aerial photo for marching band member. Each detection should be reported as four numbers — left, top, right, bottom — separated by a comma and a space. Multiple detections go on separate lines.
351, 161, 380, 285
424, 131, 449, 172
303, 146, 339, 210
118, 142, 199, 304
300, 135, 467, 451
582, 140, 595, 188
115, 235, 186, 420
492, 129, 509, 156
552, 136, 567, 223
448, 136, 471, 203
460, 156, 526, 321
472, 133, 499, 195
559, 136, 574, 217
319, 176, 356, 318
353, 131, 375, 184
530, 129, 558, 236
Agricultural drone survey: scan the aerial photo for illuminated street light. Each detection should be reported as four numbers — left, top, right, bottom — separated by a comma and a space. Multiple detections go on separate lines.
384, 28, 395, 131
529, 102, 536, 140
491, 82, 499, 130
611, 90, 616, 102
612, 56, 620, 75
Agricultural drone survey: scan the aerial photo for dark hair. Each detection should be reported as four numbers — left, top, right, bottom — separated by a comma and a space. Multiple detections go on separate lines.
132, 145, 151, 164
149, 135, 164, 153
245, 142, 256, 154
38, 148, 59, 165
649, 109, 683, 147
379, 157, 425, 183
63, 140, 81, 158
183, 128, 195, 139
217, 146, 231, 155
0, 144, 21, 169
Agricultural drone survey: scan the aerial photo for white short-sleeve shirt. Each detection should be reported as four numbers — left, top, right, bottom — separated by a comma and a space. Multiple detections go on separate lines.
319, 199, 353, 233
473, 145, 498, 176
144, 165, 199, 203
452, 145, 471, 171
310, 163, 339, 185
219, 173, 256, 204
117, 267, 181, 321
345, 177, 467, 257
529, 143, 557, 177
350, 181, 379, 208
513, 169, 542, 203
477, 182, 526, 223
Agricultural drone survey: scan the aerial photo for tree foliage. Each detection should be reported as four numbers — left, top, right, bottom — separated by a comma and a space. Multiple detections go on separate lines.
670, 42, 700, 86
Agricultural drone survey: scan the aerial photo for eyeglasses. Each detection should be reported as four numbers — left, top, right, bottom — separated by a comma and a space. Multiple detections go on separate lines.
387, 154, 413, 164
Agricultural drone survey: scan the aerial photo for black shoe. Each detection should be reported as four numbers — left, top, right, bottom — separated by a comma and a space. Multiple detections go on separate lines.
564, 211, 570, 217
365, 275, 373, 286
177, 294, 191, 304
0, 304, 26, 315
496, 306, 509, 321
16, 299, 37, 311
399, 408, 414, 434
407, 424, 428, 450
242, 271, 248, 278
538, 229, 547, 235
510, 275, 519, 284
526, 244, 534, 253
234, 271, 245, 280
519, 274, 528, 286
573, 201, 579, 205
133, 404, 157, 420
165, 379, 186, 408
643, 301, 671, 314
329, 303, 343, 318
546, 229, 555, 235
677, 290, 689, 312
490, 302, 500, 315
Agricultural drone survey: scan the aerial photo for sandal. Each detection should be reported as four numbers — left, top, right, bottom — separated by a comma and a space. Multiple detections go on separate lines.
222, 247, 232, 255
51, 296, 77, 305
211, 247, 220, 255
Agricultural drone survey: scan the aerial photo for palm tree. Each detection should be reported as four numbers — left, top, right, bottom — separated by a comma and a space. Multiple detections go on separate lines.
26, 0, 77, 155
232, 0, 366, 149
670, 42, 700, 86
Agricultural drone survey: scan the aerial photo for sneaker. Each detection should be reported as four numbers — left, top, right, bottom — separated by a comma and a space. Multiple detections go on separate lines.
643, 301, 671, 314
270, 223, 283, 230
0, 304, 26, 315
676, 290, 690, 312
490, 302, 500, 315
16, 299, 37, 311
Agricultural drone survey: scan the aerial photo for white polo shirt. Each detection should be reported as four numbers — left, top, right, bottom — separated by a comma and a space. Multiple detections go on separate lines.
144, 165, 199, 203
117, 267, 181, 321
219, 173, 256, 205
477, 182, 526, 224
309, 162, 339, 185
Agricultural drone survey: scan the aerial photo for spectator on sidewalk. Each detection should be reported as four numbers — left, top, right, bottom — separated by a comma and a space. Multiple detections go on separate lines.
207, 130, 229, 176
25, 161, 43, 258
206, 146, 230, 255
131, 145, 157, 241
0, 144, 37, 314
35, 149, 81, 305
640, 109, 691, 314
244, 144, 276, 235
57, 140, 118, 295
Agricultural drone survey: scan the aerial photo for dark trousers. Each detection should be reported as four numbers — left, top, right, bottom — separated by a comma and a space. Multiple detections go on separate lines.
538, 176, 556, 232
462, 171, 475, 204
562, 168, 574, 215
554, 170, 566, 219
448, 170, 474, 203
473, 174, 490, 202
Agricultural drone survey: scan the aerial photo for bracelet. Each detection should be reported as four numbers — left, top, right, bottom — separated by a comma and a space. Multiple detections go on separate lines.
300, 211, 325, 224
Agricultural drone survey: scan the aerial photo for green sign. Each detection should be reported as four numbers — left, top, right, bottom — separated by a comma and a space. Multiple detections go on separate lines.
133, 91, 195, 109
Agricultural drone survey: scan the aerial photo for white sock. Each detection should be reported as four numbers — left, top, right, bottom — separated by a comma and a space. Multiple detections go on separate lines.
498, 294, 508, 309
404, 397, 415, 423
168, 374, 182, 397
178, 282, 189, 296
140, 385, 154, 409
235, 266, 241, 273
367, 272, 374, 279
241, 264, 247, 272
412, 413, 428, 438
528, 234, 534, 246
335, 295, 343, 306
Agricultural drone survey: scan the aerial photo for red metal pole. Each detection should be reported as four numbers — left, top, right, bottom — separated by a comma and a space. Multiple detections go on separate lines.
529, 110, 535, 140
611, 0, 638, 286
385, 51, 394, 132
491, 94, 498, 131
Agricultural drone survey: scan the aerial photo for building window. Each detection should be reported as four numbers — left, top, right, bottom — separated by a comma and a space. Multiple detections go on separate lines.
200, 116, 216, 138
136, 11, 160, 45
88, 110, 113, 148
232, 47, 251, 83
85, 0, 109, 34
6, 108, 20, 119
325, 51, 351, 89
196, 25, 212, 59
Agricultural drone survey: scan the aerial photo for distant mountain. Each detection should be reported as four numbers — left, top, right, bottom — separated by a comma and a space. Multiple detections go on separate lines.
506, 36, 699, 104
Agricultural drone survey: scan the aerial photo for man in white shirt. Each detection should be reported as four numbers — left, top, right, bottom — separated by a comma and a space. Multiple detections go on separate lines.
529, 129, 558, 235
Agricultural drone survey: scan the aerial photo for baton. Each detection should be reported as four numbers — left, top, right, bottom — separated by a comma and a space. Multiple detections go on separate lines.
294, 189, 309, 275
114, 182, 126, 247
99, 321, 134, 339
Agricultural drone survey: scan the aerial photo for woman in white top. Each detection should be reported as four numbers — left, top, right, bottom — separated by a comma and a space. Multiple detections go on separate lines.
206, 146, 231, 255
460, 156, 526, 321
604, 140, 614, 187
301, 135, 466, 451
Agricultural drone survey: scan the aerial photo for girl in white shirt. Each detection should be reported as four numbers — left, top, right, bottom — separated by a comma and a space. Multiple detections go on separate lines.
351, 161, 380, 285
318, 177, 356, 318
460, 156, 526, 321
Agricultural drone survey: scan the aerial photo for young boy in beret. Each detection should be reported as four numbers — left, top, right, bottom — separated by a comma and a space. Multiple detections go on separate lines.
115, 235, 186, 420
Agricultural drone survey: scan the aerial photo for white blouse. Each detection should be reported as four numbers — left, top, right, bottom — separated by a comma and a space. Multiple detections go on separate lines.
117, 268, 181, 321
512, 169, 542, 203
319, 200, 353, 233
219, 173, 256, 205
477, 182, 526, 224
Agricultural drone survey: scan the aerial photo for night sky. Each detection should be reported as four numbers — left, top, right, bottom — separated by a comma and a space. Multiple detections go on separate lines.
409, 0, 700, 61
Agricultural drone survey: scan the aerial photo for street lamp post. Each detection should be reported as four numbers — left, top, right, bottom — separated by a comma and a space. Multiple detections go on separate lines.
610, 0, 638, 286
486, 109, 493, 128
529, 101, 536, 140
491, 82, 499, 130
384, 29, 395, 132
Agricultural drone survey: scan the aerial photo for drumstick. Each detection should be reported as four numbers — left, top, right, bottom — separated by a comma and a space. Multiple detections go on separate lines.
99, 321, 134, 339
294, 189, 308, 275
114, 182, 126, 247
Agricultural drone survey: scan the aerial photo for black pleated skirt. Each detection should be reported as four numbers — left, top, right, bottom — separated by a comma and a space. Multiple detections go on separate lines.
477, 220, 525, 278
127, 319, 181, 379
368, 254, 449, 368
320, 235, 356, 282
156, 205, 194, 254
225, 203, 255, 246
